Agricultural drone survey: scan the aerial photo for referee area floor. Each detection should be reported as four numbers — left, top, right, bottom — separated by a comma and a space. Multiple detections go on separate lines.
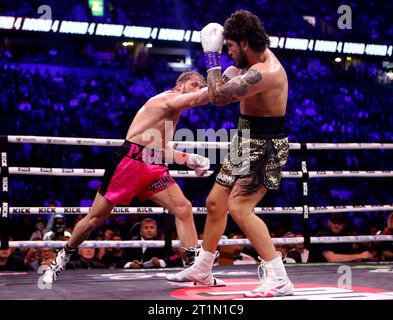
1, 263, 392, 300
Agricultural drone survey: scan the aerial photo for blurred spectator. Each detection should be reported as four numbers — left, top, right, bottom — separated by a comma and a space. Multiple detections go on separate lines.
376, 212, 393, 261
292, 233, 309, 263
67, 247, 106, 269
43, 214, 72, 240
124, 218, 166, 269
29, 247, 56, 271
275, 232, 302, 264
23, 237, 42, 266
101, 234, 129, 268
97, 226, 115, 261
309, 213, 376, 263
29, 216, 50, 240
219, 233, 258, 265
0, 242, 28, 271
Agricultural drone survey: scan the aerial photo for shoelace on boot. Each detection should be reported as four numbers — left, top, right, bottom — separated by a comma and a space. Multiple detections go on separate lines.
257, 259, 267, 282
183, 247, 201, 266
213, 251, 220, 266
257, 252, 283, 283
255, 261, 282, 293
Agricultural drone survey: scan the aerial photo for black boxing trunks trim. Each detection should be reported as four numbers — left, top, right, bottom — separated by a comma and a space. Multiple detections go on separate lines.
238, 113, 287, 139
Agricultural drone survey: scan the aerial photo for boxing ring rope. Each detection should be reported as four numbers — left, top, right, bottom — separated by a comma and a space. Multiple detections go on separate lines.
5, 167, 393, 178
8, 204, 393, 215
7, 167, 217, 178
9, 206, 304, 215
8, 234, 393, 249
1, 135, 392, 251
4, 135, 393, 150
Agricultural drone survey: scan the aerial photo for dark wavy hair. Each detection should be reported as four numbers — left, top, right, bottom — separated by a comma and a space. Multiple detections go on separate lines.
223, 10, 270, 52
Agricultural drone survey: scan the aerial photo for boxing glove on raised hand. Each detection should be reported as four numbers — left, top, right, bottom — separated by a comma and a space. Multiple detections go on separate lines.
186, 153, 210, 177
201, 23, 224, 71
201, 23, 224, 52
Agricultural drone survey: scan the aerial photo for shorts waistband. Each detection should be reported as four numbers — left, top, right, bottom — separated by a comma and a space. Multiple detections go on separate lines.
238, 114, 287, 139
119, 140, 164, 165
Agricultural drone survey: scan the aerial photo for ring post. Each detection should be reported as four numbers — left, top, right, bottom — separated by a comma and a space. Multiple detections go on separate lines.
163, 208, 173, 259
301, 143, 310, 247
1, 136, 9, 249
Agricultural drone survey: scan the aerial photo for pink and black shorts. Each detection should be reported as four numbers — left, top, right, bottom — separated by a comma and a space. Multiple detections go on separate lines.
99, 140, 176, 205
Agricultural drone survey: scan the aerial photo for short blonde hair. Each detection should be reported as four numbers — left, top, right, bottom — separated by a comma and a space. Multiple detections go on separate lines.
175, 71, 206, 87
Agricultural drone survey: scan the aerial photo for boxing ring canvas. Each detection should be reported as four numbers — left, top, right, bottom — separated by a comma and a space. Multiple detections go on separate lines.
1, 264, 392, 300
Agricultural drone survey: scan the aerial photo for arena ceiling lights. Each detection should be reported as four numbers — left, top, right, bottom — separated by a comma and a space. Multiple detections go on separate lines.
0, 15, 391, 57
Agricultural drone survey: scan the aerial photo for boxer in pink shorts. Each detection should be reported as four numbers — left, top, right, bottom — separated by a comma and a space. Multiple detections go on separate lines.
99, 140, 176, 204
44, 71, 211, 284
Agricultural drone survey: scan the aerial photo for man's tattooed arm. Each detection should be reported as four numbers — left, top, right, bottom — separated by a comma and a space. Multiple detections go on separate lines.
207, 68, 263, 106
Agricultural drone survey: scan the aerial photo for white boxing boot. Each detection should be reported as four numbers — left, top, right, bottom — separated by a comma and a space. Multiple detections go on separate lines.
42, 247, 72, 284
167, 247, 225, 286
244, 253, 294, 298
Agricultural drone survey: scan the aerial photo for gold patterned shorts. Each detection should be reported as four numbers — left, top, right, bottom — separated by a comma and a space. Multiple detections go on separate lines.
216, 133, 289, 196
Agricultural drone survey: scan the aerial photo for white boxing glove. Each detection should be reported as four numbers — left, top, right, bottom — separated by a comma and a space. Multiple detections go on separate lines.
200, 23, 224, 52
222, 66, 242, 83
201, 23, 224, 72
186, 153, 210, 177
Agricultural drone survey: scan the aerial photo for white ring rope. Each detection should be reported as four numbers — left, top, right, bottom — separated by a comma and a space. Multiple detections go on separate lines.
170, 141, 303, 150
7, 135, 124, 147
173, 142, 393, 150
309, 235, 393, 244
6, 135, 302, 149
10, 207, 166, 214
8, 206, 304, 215
9, 235, 393, 249
308, 171, 393, 178
8, 205, 393, 215
6, 167, 304, 178
306, 143, 393, 150
3, 136, 392, 249
5, 135, 393, 150
6, 167, 393, 178
309, 205, 393, 214
7, 167, 216, 178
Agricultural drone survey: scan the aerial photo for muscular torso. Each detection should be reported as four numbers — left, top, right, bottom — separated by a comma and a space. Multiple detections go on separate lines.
241, 49, 288, 117
125, 91, 181, 149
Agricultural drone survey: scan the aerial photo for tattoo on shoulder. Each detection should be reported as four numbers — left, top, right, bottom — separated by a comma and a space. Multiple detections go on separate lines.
244, 69, 262, 85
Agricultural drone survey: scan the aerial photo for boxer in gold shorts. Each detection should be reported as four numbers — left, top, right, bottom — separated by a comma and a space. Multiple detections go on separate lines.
217, 114, 289, 196
167, 10, 294, 297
